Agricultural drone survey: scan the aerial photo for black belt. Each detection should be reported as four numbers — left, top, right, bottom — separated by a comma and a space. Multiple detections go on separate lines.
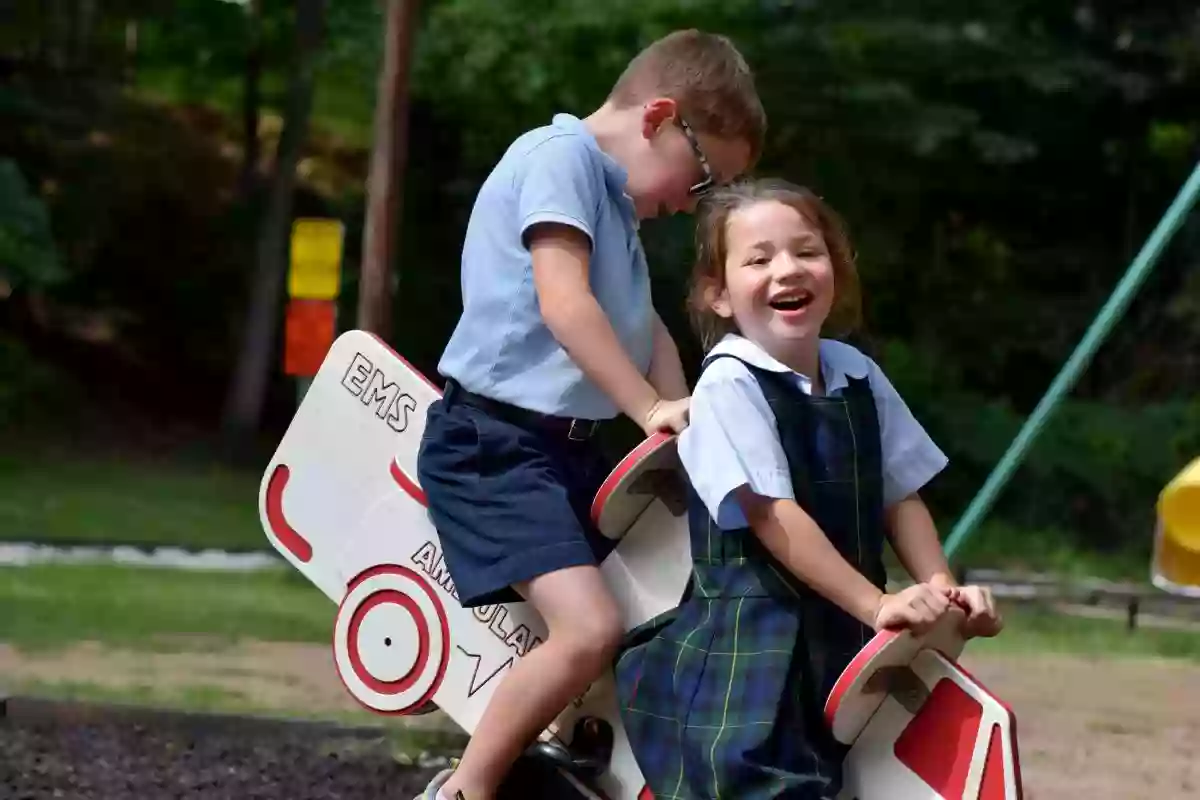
442, 379, 602, 442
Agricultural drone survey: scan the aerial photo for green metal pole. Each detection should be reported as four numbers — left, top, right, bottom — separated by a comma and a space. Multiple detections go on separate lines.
944, 159, 1200, 560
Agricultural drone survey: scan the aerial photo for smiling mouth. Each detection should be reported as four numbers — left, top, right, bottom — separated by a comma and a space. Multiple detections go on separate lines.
769, 292, 813, 312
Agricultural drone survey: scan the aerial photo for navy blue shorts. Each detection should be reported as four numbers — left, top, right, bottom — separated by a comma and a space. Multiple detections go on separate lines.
416, 386, 617, 608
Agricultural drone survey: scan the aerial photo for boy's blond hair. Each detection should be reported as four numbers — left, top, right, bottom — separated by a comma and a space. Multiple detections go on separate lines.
609, 29, 767, 167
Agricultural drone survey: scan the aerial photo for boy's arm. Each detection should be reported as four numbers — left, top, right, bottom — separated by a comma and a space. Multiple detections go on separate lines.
529, 223, 663, 428
886, 492, 956, 589
647, 312, 689, 401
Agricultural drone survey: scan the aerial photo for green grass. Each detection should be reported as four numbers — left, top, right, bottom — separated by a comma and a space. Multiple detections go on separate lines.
0, 452, 266, 550
0, 563, 330, 651
3, 563, 1196, 664
10, 680, 256, 713
948, 520, 1151, 583
0, 446, 1154, 584
969, 604, 1200, 662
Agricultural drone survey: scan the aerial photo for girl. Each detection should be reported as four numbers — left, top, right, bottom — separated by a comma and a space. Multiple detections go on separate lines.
615, 178, 1002, 799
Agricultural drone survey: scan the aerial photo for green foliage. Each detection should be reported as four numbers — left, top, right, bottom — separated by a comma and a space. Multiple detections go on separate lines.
879, 337, 1200, 558
2, 0, 1198, 565
0, 335, 68, 427
0, 158, 64, 290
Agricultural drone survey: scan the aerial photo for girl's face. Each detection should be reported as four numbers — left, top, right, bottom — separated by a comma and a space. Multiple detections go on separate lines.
709, 199, 835, 360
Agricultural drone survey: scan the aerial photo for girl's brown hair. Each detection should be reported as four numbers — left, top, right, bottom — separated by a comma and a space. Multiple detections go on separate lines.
686, 178, 862, 351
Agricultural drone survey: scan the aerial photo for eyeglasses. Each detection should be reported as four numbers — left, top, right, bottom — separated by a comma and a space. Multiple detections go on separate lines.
677, 117, 715, 196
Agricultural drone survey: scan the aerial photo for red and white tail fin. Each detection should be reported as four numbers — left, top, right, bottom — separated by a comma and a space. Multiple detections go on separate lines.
826, 611, 1023, 800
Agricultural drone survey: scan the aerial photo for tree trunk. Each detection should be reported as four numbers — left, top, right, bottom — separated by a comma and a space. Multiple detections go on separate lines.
356, 0, 421, 339
239, 0, 265, 202
48, 0, 68, 70
123, 18, 138, 85
221, 0, 326, 445
70, 0, 95, 70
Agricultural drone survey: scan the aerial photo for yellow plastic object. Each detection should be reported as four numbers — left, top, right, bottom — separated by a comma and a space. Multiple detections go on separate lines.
1152, 457, 1200, 596
1159, 457, 1200, 553
288, 219, 345, 300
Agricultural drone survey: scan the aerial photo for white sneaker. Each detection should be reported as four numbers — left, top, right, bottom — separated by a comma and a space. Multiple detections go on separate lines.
414, 766, 461, 800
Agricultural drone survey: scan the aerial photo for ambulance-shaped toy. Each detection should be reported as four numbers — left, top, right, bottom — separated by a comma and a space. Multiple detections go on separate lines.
259, 330, 1023, 799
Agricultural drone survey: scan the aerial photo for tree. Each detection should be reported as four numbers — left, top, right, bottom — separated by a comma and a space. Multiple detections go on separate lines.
221, 0, 327, 444
357, 0, 421, 339
238, 0, 265, 202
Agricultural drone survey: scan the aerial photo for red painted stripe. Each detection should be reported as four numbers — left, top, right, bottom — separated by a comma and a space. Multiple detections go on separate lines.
264, 464, 313, 563
944, 658, 1019, 725
367, 333, 443, 395
334, 565, 452, 716
894, 676, 983, 799
822, 629, 899, 729
391, 458, 428, 507
346, 589, 430, 695
589, 432, 673, 526
979, 723, 1008, 799
946, 660, 1023, 799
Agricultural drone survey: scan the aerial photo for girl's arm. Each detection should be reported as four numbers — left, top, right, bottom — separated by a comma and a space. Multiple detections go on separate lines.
885, 492, 956, 589
682, 355, 949, 633
887, 492, 1004, 637
857, 352, 954, 587
737, 488, 951, 632
738, 488, 883, 626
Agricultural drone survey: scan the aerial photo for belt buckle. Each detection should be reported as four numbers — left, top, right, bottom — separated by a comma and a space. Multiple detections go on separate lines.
567, 418, 597, 442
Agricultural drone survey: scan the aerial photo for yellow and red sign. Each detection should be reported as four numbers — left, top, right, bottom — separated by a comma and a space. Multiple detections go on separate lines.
284, 219, 344, 377
284, 298, 338, 377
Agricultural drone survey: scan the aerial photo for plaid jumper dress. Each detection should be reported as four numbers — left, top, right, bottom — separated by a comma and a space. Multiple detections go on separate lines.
615, 354, 888, 800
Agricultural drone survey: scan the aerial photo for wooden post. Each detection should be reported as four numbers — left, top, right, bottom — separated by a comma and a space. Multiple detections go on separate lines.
357, 0, 421, 340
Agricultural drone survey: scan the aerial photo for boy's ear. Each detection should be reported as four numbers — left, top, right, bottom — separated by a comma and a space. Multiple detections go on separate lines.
640, 97, 679, 138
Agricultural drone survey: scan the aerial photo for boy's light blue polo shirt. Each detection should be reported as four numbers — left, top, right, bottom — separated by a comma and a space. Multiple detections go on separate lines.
679, 334, 950, 529
437, 113, 654, 420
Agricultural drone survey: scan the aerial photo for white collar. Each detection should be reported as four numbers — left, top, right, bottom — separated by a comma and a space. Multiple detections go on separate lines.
706, 334, 869, 395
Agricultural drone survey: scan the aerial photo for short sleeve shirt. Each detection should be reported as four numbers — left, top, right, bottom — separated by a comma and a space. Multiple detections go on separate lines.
678, 334, 950, 529
436, 114, 654, 420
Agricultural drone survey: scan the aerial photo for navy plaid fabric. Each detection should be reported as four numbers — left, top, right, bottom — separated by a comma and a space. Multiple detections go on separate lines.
615, 357, 887, 800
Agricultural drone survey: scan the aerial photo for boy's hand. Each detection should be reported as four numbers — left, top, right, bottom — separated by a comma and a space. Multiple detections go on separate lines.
642, 397, 690, 436
948, 585, 1003, 639
873, 582, 953, 636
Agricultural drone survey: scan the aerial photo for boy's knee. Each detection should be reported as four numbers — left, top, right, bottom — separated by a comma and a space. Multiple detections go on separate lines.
558, 606, 623, 670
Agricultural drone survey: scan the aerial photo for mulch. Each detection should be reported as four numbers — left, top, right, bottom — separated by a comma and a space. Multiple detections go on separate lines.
0, 696, 605, 799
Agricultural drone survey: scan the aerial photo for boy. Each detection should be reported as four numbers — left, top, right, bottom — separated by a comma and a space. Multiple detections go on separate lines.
415, 29, 767, 800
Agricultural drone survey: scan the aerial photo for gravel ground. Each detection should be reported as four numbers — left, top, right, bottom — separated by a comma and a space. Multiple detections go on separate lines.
5, 646, 1197, 799
0, 702, 602, 800
0, 716, 441, 799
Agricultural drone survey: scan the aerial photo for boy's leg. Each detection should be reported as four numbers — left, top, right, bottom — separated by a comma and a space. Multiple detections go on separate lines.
439, 563, 623, 800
